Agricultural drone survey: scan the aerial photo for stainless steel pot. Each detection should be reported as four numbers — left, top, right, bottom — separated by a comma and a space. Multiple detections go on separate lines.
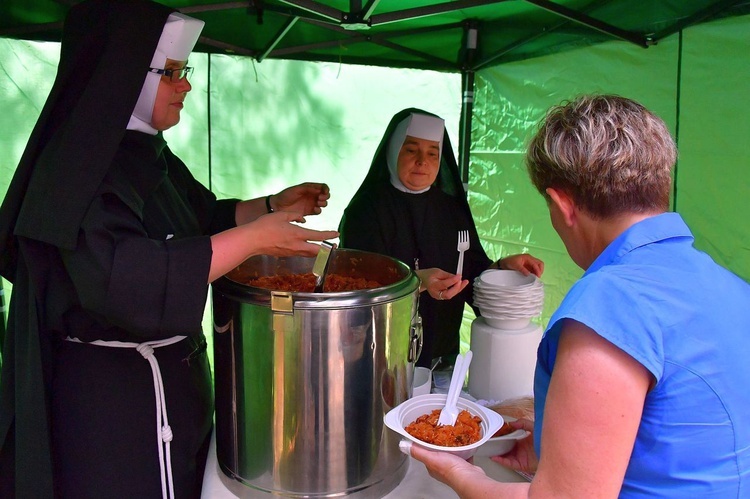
212, 249, 422, 497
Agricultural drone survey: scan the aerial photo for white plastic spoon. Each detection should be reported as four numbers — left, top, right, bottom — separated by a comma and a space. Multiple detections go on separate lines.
437, 350, 473, 426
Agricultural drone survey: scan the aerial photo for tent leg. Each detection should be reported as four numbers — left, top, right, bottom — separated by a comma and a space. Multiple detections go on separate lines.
458, 22, 478, 194
459, 70, 475, 193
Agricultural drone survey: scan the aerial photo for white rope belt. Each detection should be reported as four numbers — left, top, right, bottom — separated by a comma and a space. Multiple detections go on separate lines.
65, 335, 187, 499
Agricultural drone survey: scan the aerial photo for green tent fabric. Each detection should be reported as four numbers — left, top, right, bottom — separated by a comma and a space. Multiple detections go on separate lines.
470, 13, 750, 323
1, 11, 749, 349
2, 0, 748, 71
471, 29, 682, 321
678, 15, 750, 279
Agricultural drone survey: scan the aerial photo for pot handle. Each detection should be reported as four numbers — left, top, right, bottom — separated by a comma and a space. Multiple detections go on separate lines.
409, 314, 423, 363
271, 291, 294, 334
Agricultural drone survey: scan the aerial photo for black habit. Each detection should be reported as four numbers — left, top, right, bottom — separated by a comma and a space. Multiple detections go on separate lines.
339, 108, 492, 368
0, 1, 234, 497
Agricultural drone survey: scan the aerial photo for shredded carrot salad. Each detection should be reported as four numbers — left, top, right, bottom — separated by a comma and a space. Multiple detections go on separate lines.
242, 273, 381, 292
405, 409, 482, 447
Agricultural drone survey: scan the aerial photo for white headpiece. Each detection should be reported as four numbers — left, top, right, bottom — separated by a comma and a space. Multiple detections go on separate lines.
387, 113, 445, 193
127, 12, 205, 134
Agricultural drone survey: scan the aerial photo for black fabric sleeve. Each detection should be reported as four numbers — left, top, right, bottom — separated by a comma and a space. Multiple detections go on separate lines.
210, 198, 240, 234
61, 193, 211, 340
339, 192, 389, 255
163, 148, 239, 235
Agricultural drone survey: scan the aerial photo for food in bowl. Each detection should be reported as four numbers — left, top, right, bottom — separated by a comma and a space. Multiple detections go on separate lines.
232, 272, 382, 292
405, 409, 482, 447
383, 394, 504, 460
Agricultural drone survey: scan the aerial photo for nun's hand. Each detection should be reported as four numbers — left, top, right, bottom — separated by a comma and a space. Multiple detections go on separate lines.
252, 211, 338, 257
270, 182, 330, 216
416, 268, 468, 301
496, 253, 545, 278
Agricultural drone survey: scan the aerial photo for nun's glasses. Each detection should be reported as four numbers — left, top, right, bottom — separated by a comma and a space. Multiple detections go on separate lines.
148, 66, 193, 83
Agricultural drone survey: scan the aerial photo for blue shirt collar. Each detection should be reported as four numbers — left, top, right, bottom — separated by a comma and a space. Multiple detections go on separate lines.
584, 212, 693, 276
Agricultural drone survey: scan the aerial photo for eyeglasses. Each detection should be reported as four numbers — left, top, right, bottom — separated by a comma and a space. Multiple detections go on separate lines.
148, 66, 193, 83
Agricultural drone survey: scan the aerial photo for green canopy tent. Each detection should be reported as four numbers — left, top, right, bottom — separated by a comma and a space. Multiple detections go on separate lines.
4, 0, 749, 180
2, 0, 749, 344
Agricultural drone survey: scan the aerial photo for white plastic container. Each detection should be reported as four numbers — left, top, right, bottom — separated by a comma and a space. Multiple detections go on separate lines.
411, 366, 432, 397
468, 317, 543, 402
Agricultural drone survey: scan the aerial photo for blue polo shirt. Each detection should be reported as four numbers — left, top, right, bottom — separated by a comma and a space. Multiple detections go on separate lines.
534, 212, 750, 497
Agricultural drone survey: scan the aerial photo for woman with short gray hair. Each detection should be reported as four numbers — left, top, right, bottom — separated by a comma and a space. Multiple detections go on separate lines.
526, 95, 675, 217
407, 94, 750, 498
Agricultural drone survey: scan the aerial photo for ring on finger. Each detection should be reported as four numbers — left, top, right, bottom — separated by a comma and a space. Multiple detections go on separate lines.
438, 290, 444, 300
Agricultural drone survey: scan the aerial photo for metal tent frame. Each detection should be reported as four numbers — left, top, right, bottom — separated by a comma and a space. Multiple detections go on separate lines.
2, 0, 748, 182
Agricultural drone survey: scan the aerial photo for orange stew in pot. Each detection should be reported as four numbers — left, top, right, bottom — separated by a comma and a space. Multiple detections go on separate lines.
240, 272, 382, 292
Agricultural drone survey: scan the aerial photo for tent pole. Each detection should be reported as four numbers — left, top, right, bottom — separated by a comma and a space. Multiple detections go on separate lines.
458, 22, 478, 193
459, 70, 475, 193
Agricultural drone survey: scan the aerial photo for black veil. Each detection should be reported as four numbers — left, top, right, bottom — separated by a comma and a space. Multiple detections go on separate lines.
0, 0, 174, 279
348, 108, 470, 206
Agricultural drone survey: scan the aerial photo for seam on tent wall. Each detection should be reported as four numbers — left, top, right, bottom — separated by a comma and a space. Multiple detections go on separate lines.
208, 53, 213, 191
672, 29, 683, 213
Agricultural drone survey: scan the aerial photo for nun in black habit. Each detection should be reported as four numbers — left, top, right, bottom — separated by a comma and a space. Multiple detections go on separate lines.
339, 109, 544, 368
0, 1, 337, 497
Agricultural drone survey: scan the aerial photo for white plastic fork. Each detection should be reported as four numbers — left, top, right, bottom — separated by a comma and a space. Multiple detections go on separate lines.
456, 230, 470, 276
437, 350, 473, 426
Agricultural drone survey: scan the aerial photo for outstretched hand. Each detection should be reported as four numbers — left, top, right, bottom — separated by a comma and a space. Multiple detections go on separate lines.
408, 442, 504, 496
416, 268, 468, 301
272, 182, 330, 216
410, 443, 487, 484
498, 253, 545, 278
252, 211, 338, 257
208, 211, 338, 283
490, 418, 539, 474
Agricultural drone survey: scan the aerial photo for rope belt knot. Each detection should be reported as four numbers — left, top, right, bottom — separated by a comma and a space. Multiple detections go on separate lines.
137, 343, 155, 358
161, 425, 174, 442
65, 335, 187, 499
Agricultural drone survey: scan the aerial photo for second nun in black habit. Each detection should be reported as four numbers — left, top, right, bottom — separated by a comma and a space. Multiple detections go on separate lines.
339, 109, 544, 368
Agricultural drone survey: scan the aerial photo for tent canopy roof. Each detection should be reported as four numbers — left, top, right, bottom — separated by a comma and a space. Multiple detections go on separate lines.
2, 0, 749, 72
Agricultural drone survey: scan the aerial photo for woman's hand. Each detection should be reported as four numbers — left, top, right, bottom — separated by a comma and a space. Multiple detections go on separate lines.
416, 268, 468, 301
409, 443, 488, 487
408, 443, 520, 497
235, 183, 330, 226
496, 253, 545, 277
490, 418, 539, 474
249, 211, 337, 256
270, 182, 330, 215
209, 211, 338, 282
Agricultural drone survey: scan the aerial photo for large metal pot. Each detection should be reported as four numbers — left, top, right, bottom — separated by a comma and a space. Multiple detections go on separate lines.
212, 249, 422, 497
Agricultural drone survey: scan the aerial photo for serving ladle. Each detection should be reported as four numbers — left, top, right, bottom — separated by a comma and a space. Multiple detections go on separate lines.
312, 240, 335, 292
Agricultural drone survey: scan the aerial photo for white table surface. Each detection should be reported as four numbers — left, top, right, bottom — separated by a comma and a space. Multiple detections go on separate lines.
201, 430, 527, 498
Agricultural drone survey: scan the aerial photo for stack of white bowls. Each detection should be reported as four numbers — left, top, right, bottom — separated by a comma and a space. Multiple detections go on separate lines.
469, 270, 545, 402
473, 269, 544, 330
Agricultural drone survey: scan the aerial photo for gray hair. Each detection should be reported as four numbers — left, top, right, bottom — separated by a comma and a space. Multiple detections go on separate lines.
525, 95, 676, 218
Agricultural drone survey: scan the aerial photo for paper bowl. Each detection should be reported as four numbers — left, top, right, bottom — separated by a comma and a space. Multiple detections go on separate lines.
384, 394, 504, 460
474, 417, 530, 457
